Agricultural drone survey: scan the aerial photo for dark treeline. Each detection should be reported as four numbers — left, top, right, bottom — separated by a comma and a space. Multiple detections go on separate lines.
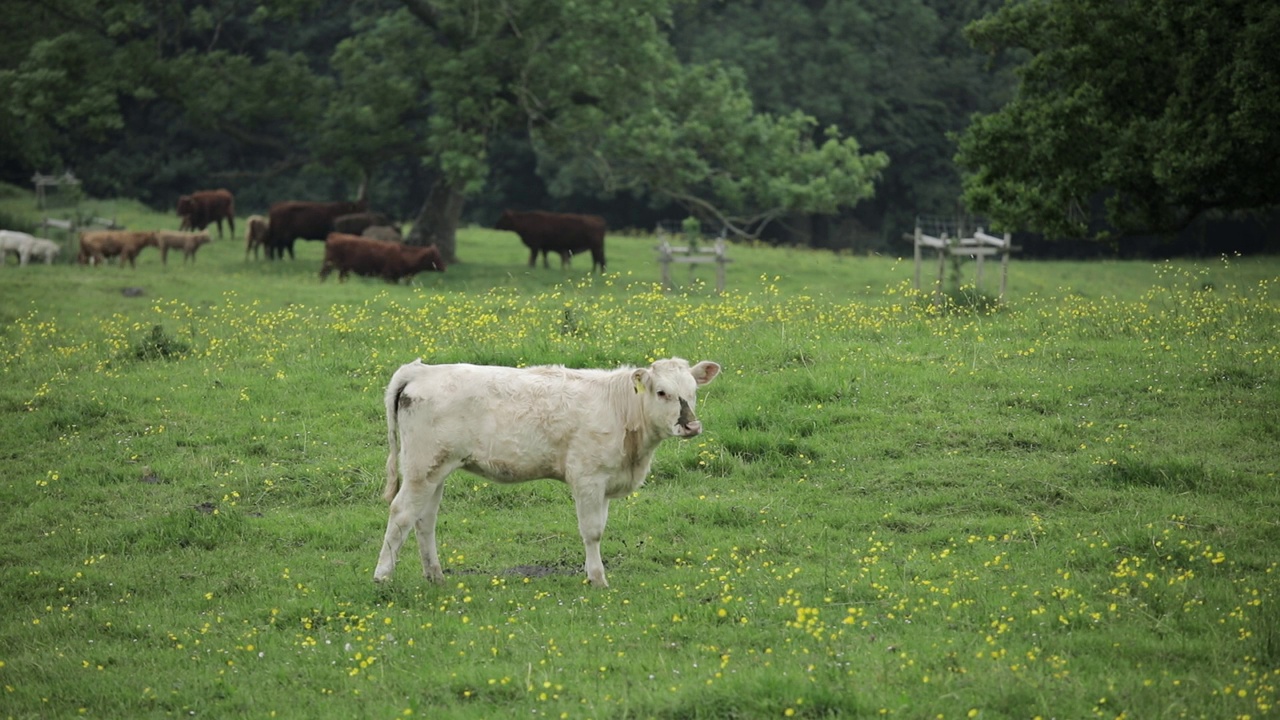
3, 0, 1275, 258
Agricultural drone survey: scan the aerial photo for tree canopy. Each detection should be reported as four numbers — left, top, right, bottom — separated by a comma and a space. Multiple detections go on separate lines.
670, 0, 1018, 245
391, 0, 892, 255
955, 0, 1280, 239
1, 0, 891, 258
10, 1, 1268, 254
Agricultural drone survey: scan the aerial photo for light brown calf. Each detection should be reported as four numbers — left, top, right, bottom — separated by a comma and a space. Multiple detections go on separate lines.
78, 231, 158, 268
155, 230, 212, 265
245, 215, 269, 260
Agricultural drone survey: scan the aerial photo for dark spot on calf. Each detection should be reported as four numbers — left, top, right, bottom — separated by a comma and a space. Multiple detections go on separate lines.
624, 428, 641, 464
397, 392, 415, 411
678, 398, 696, 427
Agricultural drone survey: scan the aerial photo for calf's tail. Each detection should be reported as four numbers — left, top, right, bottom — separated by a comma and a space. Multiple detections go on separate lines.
383, 366, 412, 503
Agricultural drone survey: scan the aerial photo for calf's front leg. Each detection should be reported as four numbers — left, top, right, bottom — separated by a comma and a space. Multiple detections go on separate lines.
572, 482, 611, 587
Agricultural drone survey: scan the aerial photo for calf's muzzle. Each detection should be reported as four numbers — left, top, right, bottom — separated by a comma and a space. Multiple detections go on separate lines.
676, 398, 702, 437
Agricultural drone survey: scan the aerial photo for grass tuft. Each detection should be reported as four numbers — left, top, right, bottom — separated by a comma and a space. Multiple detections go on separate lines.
131, 324, 191, 361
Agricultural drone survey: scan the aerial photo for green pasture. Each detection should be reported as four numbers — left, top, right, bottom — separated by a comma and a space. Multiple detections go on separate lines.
2, 189, 1279, 719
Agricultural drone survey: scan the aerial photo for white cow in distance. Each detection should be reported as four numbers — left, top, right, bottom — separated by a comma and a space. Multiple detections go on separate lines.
0, 230, 32, 264
375, 357, 722, 587
27, 237, 61, 264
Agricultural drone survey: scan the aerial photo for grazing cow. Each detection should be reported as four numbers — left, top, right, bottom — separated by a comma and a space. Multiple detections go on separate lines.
495, 210, 607, 272
244, 214, 269, 260
361, 225, 403, 243
177, 189, 236, 238
1, 230, 59, 266
26, 237, 62, 265
374, 357, 722, 587
155, 230, 212, 265
319, 232, 444, 283
266, 199, 368, 260
77, 231, 157, 267
332, 212, 390, 236
1, 230, 32, 265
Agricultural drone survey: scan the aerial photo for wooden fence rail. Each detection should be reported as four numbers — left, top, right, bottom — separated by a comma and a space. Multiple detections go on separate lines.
912, 225, 1015, 306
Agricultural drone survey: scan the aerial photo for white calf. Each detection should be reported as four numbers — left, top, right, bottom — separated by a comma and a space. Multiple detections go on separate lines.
374, 357, 721, 587
1, 230, 34, 265
27, 237, 61, 264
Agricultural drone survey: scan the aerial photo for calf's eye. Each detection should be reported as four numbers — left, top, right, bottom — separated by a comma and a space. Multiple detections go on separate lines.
656, 390, 668, 399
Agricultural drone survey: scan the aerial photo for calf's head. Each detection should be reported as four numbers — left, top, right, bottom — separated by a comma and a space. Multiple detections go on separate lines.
406, 244, 446, 273
633, 358, 721, 438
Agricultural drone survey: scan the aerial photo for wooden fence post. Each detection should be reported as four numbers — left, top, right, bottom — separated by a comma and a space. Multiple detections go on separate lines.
655, 233, 730, 293
935, 232, 948, 308
657, 237, 673, 291
1000, 232, 1011, 301
913, 225, 923, 291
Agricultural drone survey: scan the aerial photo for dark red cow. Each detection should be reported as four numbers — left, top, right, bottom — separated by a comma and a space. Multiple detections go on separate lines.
177, 189, 236, 238
319, 233, 445, 283
494, 210, 607, 272
266, 199, 368, 260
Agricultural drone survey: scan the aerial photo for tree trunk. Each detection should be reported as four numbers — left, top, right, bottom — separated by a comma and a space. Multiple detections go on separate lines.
405, 177, 465, 264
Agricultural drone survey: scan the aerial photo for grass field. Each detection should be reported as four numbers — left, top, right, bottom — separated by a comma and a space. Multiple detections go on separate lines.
2, 187, 1279, 719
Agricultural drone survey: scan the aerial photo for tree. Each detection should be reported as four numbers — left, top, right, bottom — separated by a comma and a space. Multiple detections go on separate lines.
387, 0, 887, 260
668, 0, 1017, 246
577, 62, 887, 238
0, 0, 354, 205
2, 0, 888, 259
955, 0, 1280, 239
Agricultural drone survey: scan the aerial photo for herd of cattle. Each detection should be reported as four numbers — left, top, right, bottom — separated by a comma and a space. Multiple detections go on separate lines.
184, 188, 608, 281
3, 188, 610, 283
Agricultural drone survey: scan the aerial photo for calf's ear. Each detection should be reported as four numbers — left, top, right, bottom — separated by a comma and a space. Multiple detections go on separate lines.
691, 361, 721, 386
632, 368, 651, 394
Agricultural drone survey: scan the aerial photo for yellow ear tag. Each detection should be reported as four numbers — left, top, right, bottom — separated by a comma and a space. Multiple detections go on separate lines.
634, 378, 645, 394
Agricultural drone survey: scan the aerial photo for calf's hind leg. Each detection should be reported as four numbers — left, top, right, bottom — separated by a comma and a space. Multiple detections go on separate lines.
413, 481, 447, 581
373, 461, 453, 583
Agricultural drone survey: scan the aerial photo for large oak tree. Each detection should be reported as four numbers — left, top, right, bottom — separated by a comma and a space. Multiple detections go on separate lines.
375, 0, 888, 259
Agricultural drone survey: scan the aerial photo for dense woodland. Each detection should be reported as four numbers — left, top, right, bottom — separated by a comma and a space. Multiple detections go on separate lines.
2, 0, 1277, 257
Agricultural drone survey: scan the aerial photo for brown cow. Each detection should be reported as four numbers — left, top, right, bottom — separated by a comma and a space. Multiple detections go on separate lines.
244, 214, 269, 260
319, 232, 445, 283
267, 200, 368, 260
495, 210, 607, 272
155, 231, 212, 265
177, 190, 236, 238
333, 212, 390, 236
78, 231, 158, 268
